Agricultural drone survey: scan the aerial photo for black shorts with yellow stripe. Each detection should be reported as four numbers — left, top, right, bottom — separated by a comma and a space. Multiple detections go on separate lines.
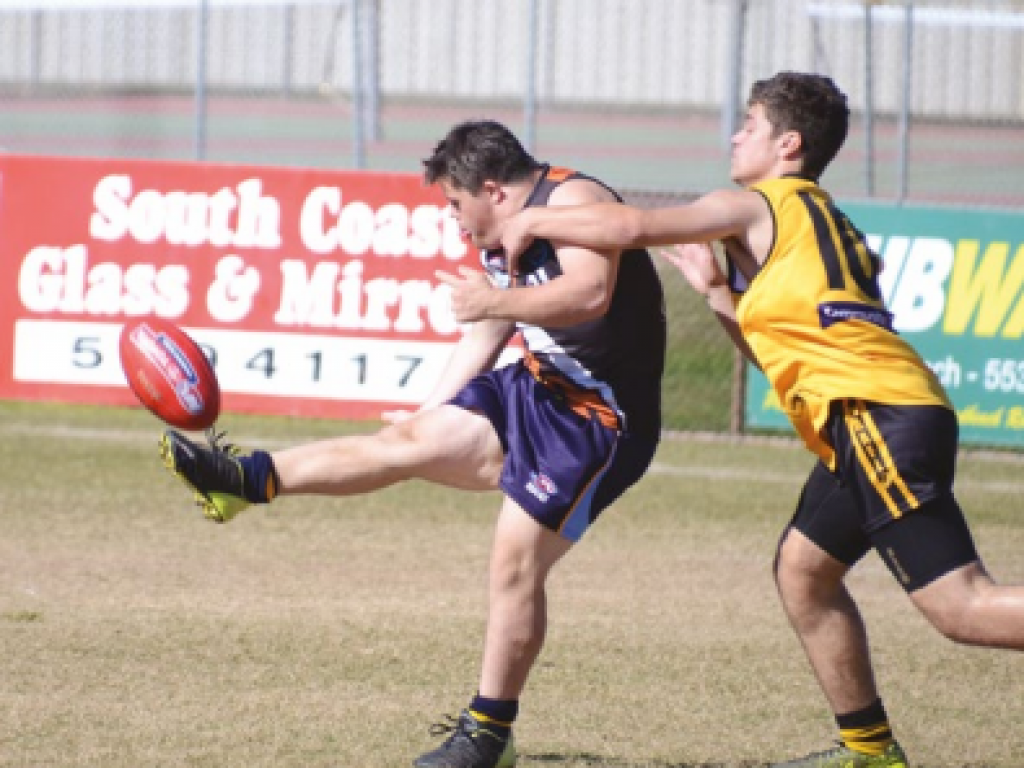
788, 401, 978, 592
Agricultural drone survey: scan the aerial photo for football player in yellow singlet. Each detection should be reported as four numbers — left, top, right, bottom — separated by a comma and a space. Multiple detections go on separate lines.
493, 71, 1024, 768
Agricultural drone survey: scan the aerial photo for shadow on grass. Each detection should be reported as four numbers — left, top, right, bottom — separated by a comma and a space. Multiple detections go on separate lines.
523, 754, 764, 767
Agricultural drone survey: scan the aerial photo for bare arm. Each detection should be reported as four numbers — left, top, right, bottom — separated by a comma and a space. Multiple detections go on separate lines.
437, 178, 621, 327
420, 318, 515, 408
706, 284, 761, 371
659, 242, 761, 370
500, 187, 767, 264
382, 317, 514, 423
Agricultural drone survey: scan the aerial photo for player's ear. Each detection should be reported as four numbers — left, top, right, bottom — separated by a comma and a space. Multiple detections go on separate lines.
482, 180, 505, 205
779, 130, 803, 161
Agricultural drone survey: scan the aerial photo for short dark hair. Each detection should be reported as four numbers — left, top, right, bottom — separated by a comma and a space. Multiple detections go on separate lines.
422, 120, 541, 194
749, 72, 849, 180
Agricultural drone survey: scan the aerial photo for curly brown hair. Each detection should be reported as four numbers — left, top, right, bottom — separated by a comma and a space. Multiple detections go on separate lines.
749, 72, 849, 180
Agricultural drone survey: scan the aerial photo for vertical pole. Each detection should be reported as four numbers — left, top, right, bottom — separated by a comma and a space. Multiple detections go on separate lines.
863, 0, 875, 197
724, 1, 747, 433
282, 3, 294, 96
721, 0, 747, 148
730, 348, 746, 435
524, 0, 540, 152
363, 0, 380, 142
30, 9, 43, 89
896, 2, 914, 205
194, 0, 208, 161
351, 0, 365, 169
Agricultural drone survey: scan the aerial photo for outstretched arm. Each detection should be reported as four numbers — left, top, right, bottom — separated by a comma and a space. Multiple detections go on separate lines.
381, 318, 514, 423
659, 242, 761, 370
424, 318, 516, 405
500, 187, 765, 266
437, 177, 623, 327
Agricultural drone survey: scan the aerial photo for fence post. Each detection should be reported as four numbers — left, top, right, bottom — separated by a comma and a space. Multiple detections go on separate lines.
730, 349, 746, 435
863, 0, 875, 197
282, 3, 294, 96
897, 2, 914, 205
194, 0, 209, 161
363, 0, 380, 142
523, 0, 540, 152
30, 9, 43, 89
351, 0, 365, 169
721, 0, 747, 149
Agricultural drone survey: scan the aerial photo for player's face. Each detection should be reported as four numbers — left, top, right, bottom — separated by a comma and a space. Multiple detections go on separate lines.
439, 179, 500, 249
729, 103, 785, 186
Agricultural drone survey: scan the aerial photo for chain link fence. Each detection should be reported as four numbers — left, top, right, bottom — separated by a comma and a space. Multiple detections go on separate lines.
1, 0, 1021, 431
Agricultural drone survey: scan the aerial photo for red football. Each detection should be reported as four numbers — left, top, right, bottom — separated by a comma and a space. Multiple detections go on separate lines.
118, 318, 221, 431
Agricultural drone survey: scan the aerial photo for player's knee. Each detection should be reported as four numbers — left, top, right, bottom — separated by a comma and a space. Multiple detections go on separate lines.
776, 557, 853, 624
773, 540, 815, 596
773, 527, 803, 590
376, 415, 434, 459
491, 556, 536, 593
490, 543, 550, 597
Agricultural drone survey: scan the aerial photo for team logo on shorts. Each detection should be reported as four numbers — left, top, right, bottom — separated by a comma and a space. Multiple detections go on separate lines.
526, 472, 558, 503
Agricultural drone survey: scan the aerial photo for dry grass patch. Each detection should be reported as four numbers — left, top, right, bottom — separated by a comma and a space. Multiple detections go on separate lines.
0, 402, 1021, 766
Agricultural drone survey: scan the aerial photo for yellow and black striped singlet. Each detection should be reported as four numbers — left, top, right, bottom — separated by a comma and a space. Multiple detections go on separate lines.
736, 177, 951, 467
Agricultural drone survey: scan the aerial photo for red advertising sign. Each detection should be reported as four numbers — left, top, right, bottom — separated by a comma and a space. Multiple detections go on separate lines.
0, 154, 484, 421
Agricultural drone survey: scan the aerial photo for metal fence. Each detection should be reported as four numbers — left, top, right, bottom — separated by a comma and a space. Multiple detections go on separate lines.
1, 0, 1021, 205
1, 0, 1022, 431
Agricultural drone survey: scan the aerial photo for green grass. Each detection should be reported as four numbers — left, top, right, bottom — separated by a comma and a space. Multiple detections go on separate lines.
1, 400, 1022, 766
658, 262, 736, 431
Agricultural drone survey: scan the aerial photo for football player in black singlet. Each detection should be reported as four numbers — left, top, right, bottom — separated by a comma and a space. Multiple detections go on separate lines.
159, 120, 666, 768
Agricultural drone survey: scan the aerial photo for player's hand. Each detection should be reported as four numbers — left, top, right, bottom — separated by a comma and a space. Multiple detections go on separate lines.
380, 409, 417, 424
658, 243, 727, 298
435, 266, 498, 322
498, 210, 536, 277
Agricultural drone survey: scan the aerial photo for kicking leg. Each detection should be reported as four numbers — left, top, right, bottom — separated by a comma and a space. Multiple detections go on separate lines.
160, 404, 503, 522
272, 404, 503, 495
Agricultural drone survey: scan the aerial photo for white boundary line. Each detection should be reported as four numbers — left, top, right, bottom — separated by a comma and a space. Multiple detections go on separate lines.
6, 421, 1024, 493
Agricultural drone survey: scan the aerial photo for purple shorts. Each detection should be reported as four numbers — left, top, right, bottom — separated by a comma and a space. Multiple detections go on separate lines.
450, 362, 658, 542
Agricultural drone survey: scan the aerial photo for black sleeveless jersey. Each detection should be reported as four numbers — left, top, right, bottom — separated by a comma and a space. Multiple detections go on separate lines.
483, 165, 666, 437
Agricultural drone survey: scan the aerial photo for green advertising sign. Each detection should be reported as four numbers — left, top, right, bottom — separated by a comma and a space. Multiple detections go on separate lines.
745, 202, 1024, 448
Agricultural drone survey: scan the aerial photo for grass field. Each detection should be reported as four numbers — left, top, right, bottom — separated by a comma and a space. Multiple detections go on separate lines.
2, 400, 1023, 767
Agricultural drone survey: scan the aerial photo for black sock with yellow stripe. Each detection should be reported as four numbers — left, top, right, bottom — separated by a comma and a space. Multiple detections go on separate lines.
837, 698, 895, 756
468, 694, 517, 740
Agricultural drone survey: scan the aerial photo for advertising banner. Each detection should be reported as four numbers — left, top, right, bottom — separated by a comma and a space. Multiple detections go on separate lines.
745, 201, 1024, 447
0, 154, 484, 420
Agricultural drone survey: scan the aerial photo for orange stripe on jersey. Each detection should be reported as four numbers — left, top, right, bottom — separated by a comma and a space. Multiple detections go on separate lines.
523, 351, 621, 430
545, 166, 575, 182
